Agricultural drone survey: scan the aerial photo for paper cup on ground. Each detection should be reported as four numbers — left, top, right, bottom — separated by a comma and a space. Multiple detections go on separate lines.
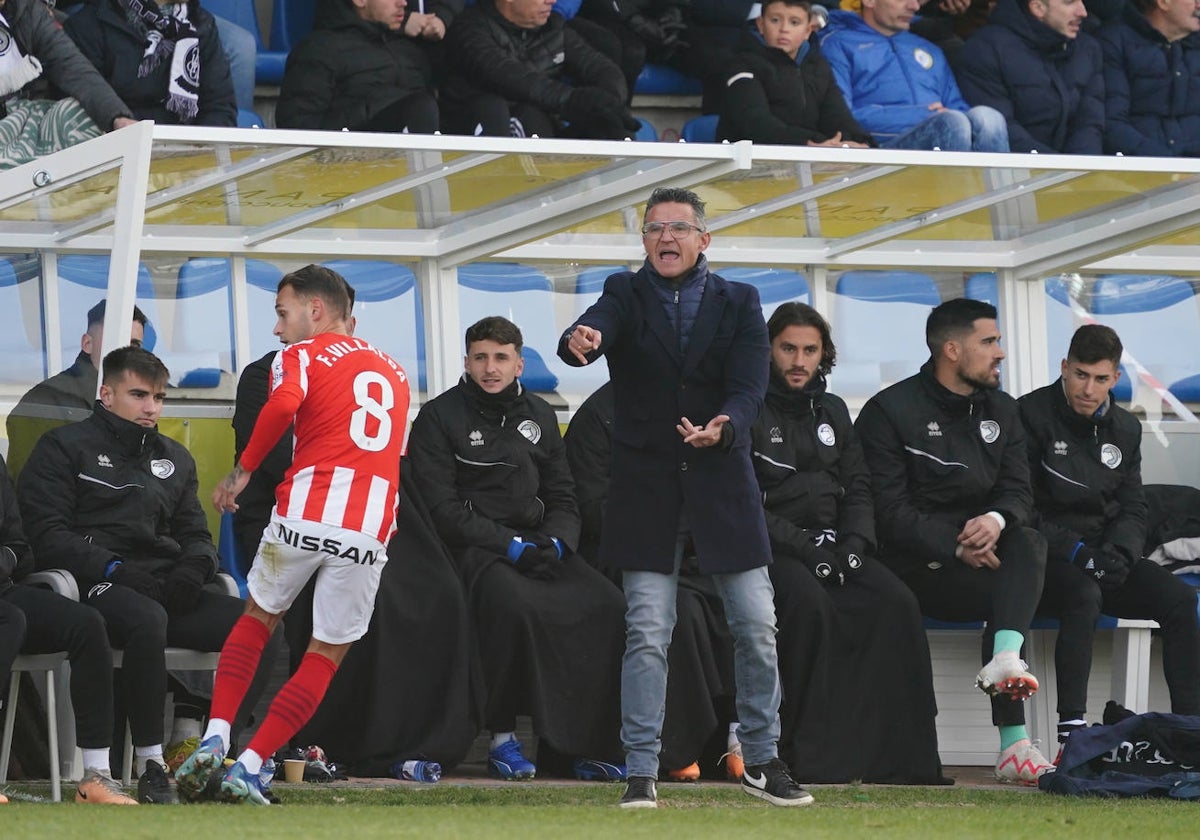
284, 759, 305, 783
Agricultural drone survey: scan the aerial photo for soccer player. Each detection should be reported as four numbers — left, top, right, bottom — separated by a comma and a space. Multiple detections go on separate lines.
175, 265, 410, 804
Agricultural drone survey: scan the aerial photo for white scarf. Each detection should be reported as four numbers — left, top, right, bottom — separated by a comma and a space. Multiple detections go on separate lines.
0, 11, 44, 100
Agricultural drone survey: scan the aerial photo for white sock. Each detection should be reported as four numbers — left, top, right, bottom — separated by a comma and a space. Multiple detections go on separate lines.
728, 722, 741, 748
236, 749, 264, 777
81, 748, 110, 774
202, 719, 233, 754
490, 731, 517, 750
135, 745, 165, 775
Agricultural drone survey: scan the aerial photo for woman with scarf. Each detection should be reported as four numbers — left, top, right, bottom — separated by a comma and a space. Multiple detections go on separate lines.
65, 0, 236, 126
0, 0, 133, 167
750, 302, 945, 784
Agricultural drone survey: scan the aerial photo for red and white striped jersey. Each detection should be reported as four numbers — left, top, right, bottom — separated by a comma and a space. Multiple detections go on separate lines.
240, 333, 409, 544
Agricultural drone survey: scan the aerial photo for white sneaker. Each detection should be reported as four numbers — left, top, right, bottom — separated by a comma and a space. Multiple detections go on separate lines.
995, 739, 1055, 785
975, 651, 1039, 699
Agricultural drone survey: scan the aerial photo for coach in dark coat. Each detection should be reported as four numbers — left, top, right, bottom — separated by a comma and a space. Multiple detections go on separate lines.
560, 187, 808, 807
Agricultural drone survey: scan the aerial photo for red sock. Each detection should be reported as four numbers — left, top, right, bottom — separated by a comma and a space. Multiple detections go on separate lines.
245, 652, 338, 761
210, 615, 271, 724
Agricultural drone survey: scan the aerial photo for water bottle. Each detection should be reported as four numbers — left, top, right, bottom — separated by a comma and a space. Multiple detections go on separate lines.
259, 758, 277, 791
392, 759, 442, 783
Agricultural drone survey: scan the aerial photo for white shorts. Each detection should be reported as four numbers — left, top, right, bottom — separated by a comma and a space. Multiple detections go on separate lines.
247, 511, 388, 645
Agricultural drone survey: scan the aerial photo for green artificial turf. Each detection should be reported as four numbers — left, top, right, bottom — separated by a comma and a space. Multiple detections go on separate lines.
2, 782, 1195, 839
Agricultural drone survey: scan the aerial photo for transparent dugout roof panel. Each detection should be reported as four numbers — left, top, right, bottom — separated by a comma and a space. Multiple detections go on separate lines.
2, 124, 1200, 277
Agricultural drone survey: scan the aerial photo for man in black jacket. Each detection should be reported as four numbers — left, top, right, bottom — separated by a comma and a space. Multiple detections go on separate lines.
1019, 324, 1200, 753
439, 0, 639, 138
718, 0, 874, 147
6, 299, 147, 479
753, 302, 943, 784
276, 0, 440, 133
408, 316, 626, 782
855, 297, 1052, 785
0, 452, 136, 804
18, 346, 280, 804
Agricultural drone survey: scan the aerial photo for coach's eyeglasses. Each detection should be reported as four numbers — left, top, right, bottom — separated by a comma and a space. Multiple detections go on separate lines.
641, 221, 706, 238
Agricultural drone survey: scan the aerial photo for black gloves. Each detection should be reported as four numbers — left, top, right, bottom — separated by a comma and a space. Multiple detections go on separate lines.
108, 560, 164, 602
1072, 544, 1130, 590
792, 532, 868, 586
801, 546, 847, 585
836, 535, 867, 580
165, 555, 213, 613
562, 88, 642, 139
508, 535, 563, 580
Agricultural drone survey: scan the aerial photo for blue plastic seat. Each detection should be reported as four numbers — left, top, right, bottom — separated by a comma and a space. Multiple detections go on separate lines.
217, 511, 249, 598
681, 115, 719, 144
634, 64, 702, 96
634, 118, 658, 142
831, 270, 941, 397
458, 263, 560, 393
1089, 274, 1200, 404
268, 0, 316, 51
57, 254, 159, 357
237, 108, 265, 128
201, 0, 288, 85
174, 258, 281, 377
718, 267, 809, 309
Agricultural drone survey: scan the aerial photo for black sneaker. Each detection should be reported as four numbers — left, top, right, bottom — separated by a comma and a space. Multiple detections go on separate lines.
138, 760, 180, 804
741, 758, 814, 807
618, 775, 657, 809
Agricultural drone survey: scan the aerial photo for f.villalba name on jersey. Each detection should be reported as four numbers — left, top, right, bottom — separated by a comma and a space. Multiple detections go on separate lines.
276, 521, 381, 564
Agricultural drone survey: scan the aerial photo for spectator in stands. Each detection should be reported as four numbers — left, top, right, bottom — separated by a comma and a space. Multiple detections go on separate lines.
754, 302, 946, 784
855, 298, 1052, 785
564, 381, 743, 784
1019, 324, 1200, 755
408, 316, 627, 782
717, 0, 874, 147
0, 452, 137, 804
558, 187, 810, 809
956, 0, 1103, 155
5, 299, 148, 479
1099, 0, 1200, 157
65, 0, 237, 127
0, 0, 135, 169
18, 345, 281, 804
439, 0, 639, 139
276, 0, 439, 133
820, 0, 1010, 151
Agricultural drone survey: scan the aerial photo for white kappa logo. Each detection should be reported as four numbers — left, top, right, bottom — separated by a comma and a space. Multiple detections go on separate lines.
979, 420, 1000, 444
1100, 443, 1122, 469
150, 459, 175, 479
517, 420, 542, 444
817, 423, 836, 447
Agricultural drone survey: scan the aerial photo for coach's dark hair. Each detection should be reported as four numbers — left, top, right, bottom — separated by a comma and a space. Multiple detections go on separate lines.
278, 264, 353, 321
465, 316, 524, 354
644, 187, 707, 230
926, 297, 997, 357
101, 345, 169, 388
767, 301, 837, 374
1067, 323, 1123, 367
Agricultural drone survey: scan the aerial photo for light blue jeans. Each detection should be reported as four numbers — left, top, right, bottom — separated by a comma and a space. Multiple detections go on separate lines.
883, 106, 1010, 153
620, 535, 782, 778
213, 15, 257, 113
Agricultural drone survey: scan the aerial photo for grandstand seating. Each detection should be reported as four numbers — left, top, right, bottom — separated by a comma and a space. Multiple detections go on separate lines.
681, 114, 719, 144
635, 63, 703, 96
830, 270, 941, 397
268, 0, 316, 52
718, 266, 810, 311
202, 0, 288, 85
